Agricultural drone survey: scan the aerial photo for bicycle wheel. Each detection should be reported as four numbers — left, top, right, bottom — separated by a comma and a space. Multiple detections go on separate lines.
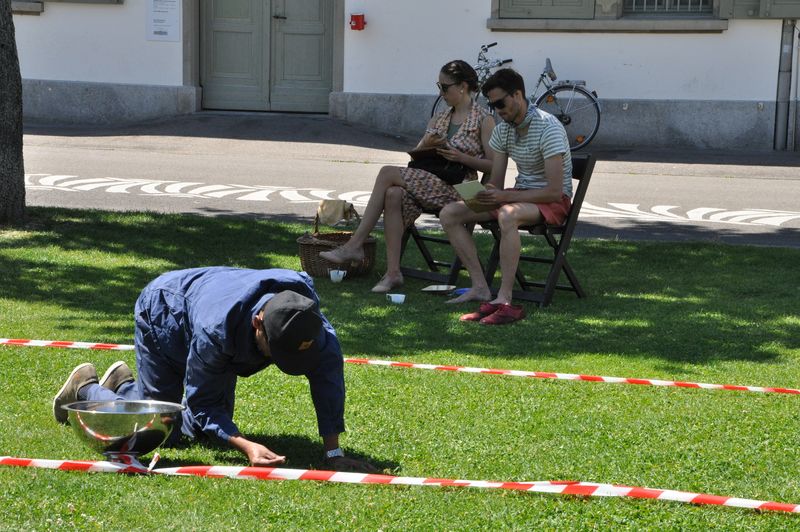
430, 95, 450, 118
535, 85, 600, 151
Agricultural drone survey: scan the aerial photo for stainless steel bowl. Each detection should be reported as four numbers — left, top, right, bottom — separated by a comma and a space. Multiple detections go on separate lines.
64, 400, 185, 459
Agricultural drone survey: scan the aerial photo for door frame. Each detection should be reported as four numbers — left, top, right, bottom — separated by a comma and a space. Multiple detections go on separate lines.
184, 0, 344, 109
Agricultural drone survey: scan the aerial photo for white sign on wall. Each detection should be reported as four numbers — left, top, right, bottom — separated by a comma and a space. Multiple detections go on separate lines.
147, 0, 181, 42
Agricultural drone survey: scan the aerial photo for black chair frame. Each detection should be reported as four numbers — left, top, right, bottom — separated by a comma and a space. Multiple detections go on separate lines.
399, 214, 470, 286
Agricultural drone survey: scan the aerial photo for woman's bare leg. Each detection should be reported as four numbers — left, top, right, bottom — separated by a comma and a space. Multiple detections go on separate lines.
371, 186, 405, 293
320, 166, 405, 264
382, 186, 405, 278
347, 166, 406, 247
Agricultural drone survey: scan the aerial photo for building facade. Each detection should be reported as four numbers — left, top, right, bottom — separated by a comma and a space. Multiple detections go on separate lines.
12, 0, 800, 150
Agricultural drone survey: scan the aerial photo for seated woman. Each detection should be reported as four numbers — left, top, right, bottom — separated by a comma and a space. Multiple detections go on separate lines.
320, 60, 495, 293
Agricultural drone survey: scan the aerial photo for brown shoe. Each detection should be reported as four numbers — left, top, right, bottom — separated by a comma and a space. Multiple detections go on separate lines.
99, 361, 134, 393
319, 245, 364, 265
371, 274, 404, 293
53, 363, 98, 424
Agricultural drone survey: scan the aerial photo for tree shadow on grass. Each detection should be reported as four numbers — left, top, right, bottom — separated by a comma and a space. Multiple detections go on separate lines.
2, 207, 798, 367
0, 208, 305, 329
336, 232, 800, 366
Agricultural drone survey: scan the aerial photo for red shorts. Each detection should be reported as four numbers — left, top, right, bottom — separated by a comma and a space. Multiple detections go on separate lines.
490, 193, 572, 225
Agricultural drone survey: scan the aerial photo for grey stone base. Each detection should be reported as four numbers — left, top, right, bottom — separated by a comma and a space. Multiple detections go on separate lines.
23, 79, 201, 125
330, 92, 783, 151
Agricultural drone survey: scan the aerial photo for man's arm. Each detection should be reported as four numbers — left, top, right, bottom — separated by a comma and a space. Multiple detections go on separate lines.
487, 149, 509, 189
493, 154, 564, 205
184, 333, 287, 466
469, 150, 509, 209
229, 434, 286, 466
306, 317, 378, 473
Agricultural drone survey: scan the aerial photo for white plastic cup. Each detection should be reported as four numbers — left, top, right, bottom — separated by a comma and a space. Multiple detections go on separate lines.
329, 269, 347, 283
386, 293, 406, 304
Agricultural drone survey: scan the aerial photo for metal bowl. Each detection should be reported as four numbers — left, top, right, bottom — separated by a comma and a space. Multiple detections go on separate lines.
64, 400, 185, 459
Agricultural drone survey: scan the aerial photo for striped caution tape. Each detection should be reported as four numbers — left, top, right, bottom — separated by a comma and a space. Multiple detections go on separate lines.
344, 358, 800, 395
0, 456, 797, 513
0, 338, 134, 351
2, 337, 798, 396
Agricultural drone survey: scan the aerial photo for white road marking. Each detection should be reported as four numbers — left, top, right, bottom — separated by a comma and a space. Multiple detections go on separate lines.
581, 202, 800, 227
24, 174, 800, 228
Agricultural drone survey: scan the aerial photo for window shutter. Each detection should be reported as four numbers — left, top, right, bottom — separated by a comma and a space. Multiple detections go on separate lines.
499, 0, 595, 19
761, 0, 800, 18
732, 0, 800, 17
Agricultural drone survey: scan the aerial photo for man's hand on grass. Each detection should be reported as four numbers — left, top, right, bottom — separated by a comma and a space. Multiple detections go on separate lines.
230, 435, 287, 467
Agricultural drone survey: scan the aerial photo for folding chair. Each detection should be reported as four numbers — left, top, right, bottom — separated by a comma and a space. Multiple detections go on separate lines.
398, 208, 469, 285
480, 153, 595, 307
398, 172, 491, 285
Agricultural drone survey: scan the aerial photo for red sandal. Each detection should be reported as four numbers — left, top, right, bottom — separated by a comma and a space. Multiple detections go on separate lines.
459, 302, 501, 322
479, 304, 526, 325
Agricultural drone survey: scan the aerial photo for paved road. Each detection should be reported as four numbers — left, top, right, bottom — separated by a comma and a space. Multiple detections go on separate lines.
22, 112, 800, 248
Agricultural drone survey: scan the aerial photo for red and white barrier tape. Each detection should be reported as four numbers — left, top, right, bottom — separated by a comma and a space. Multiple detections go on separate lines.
1, 456, 796, 513
0, 338, 134, 351
2, 337, 798, 396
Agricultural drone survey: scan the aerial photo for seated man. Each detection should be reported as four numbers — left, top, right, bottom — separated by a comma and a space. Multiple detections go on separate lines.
439, 68, 573, 325
53, 266, 376, 472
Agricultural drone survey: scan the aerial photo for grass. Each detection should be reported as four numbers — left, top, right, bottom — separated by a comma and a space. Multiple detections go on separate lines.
1, 207, 799, 529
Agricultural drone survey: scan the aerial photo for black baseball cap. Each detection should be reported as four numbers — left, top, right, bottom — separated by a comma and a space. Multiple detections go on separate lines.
262, 290, 323, 376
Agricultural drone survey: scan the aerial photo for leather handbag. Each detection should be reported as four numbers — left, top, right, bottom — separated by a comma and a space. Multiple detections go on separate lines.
407, 149, 469, 186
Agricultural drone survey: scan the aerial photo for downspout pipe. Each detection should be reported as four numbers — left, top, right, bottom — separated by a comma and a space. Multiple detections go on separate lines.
774, 19, 795, 150
792, 21, 799, 150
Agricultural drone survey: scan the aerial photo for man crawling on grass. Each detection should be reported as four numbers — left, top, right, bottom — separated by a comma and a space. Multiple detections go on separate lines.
52, 266, 377, 473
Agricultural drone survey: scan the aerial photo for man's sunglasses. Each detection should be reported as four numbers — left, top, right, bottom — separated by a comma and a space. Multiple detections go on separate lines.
487, 94, 511, 110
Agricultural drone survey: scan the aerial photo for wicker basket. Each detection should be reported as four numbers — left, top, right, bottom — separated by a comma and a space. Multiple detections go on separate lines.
297, 215, 376, 278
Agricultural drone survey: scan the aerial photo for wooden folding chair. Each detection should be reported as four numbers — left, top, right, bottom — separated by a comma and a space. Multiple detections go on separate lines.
398, 171, 491, 285
398, 208, 469, 285
480, 153, 595, 307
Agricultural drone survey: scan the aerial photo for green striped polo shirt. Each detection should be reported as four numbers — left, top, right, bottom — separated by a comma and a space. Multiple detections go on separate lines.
489, 106, 573, 197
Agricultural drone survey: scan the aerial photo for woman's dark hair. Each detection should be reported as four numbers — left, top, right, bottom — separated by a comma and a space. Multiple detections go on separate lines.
440, 60, 480, 93
481, 68, 525, 99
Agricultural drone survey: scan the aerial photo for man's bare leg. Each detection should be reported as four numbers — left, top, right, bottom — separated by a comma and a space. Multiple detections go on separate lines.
490, 203, 543, 305
440, 201, 493, 303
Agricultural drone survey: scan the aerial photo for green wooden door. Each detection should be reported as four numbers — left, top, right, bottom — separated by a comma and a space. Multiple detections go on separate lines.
201, 0, 333, 112
201, 0, 269, 110
269, 0, 333, 112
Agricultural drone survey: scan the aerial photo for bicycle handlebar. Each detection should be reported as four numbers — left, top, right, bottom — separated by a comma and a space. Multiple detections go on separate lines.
500, 59, 512, 65
481, 42, 498, 52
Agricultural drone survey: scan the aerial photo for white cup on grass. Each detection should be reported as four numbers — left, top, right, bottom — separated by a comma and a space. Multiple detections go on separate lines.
329, 269, 347, 283
386, 293, 405, 304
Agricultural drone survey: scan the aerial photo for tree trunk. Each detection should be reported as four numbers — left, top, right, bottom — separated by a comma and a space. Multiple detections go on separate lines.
0, 1, 25, 224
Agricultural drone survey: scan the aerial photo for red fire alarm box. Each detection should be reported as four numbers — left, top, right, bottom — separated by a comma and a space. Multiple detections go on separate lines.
350, 13, 366, 30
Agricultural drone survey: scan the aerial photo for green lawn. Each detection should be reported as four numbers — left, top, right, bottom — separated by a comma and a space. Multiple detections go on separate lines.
1, 207, 799, 529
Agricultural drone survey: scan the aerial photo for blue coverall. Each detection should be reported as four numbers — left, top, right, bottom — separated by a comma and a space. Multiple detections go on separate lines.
80, 267, 345, 445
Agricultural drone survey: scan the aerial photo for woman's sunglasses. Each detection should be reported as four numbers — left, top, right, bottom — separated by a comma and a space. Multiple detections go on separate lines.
436, 81, 457, 92
487, 94, 511, 110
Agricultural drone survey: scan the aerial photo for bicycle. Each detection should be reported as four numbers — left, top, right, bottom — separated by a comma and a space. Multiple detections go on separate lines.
430, 42, 512, 118
431, 44, 601, 151
530, 58, 601, 151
